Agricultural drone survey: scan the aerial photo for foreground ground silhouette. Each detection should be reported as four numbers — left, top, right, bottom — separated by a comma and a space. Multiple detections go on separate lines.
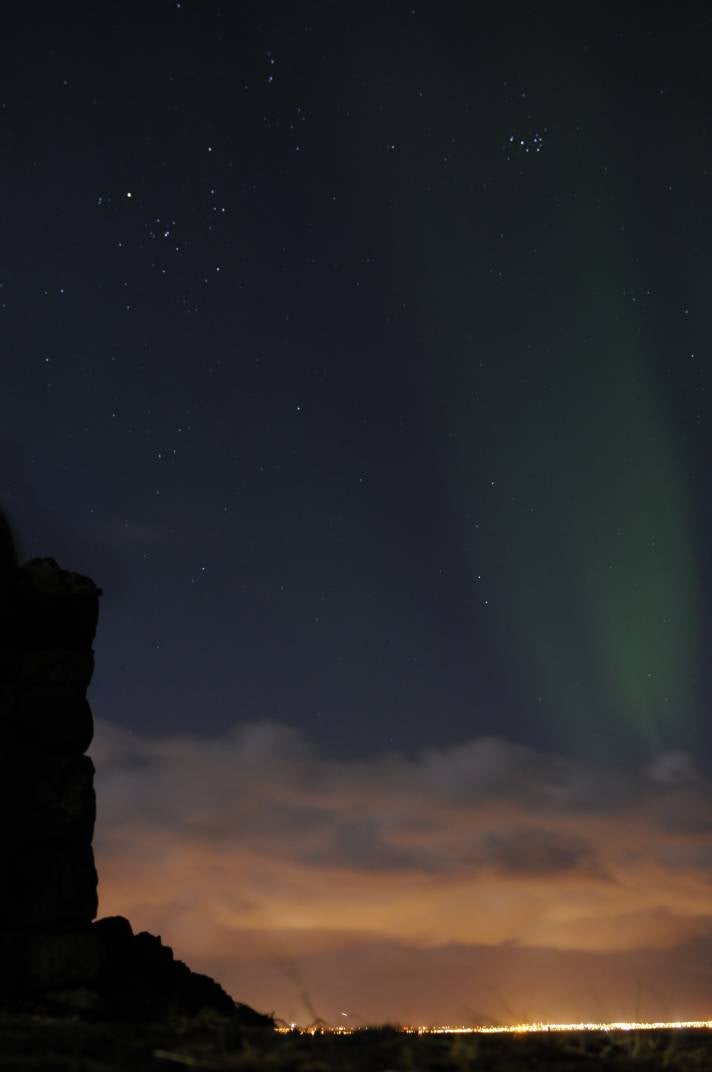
3, 1019, 712, 1071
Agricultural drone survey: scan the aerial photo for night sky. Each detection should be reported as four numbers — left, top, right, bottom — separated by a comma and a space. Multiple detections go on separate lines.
4, 4, 712, 1025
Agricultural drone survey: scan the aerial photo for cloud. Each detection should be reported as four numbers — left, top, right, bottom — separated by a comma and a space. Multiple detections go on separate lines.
92, 720, 712, 1024
479, 827, 603, 877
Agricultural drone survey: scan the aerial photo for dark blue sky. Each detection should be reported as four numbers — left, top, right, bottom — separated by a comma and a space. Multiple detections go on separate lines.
2, 4, 711, 760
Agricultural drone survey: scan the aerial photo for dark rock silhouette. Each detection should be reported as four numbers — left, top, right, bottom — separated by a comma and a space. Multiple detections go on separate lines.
0, 557, 100, 940
0, 529, 271, 1026
0, 508, 19, 571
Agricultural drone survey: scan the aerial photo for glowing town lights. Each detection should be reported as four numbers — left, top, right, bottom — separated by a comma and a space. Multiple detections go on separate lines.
276, 1019, 712, 1036
412, 1021, 712, 1034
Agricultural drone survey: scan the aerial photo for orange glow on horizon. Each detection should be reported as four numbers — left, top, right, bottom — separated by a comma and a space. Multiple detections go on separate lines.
91, 719, 712, 1026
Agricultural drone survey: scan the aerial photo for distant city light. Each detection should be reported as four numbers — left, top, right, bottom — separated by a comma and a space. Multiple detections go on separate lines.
276, 1019, 712, 1036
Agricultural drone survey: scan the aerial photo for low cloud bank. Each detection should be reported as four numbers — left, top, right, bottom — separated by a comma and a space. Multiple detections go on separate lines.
92, 720, 712, 1024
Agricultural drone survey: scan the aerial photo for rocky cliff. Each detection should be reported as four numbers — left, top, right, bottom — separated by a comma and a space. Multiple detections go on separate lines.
0, 557, 270, 1025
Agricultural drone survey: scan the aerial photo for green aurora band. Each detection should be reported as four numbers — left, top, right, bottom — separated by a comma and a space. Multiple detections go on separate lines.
411, 141, 699, 758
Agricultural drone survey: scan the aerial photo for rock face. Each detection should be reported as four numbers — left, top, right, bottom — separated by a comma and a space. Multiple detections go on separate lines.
0, 559, 100, 939
0, 556, 271, 1026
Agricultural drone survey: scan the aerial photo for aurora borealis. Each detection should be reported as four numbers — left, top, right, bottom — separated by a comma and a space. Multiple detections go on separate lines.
431, 169, 700, 758
3, 2, 712, 1025
398, 42, 705, 759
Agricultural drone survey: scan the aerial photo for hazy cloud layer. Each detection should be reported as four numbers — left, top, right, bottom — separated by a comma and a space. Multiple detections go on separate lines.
92, 721, 712, 1024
